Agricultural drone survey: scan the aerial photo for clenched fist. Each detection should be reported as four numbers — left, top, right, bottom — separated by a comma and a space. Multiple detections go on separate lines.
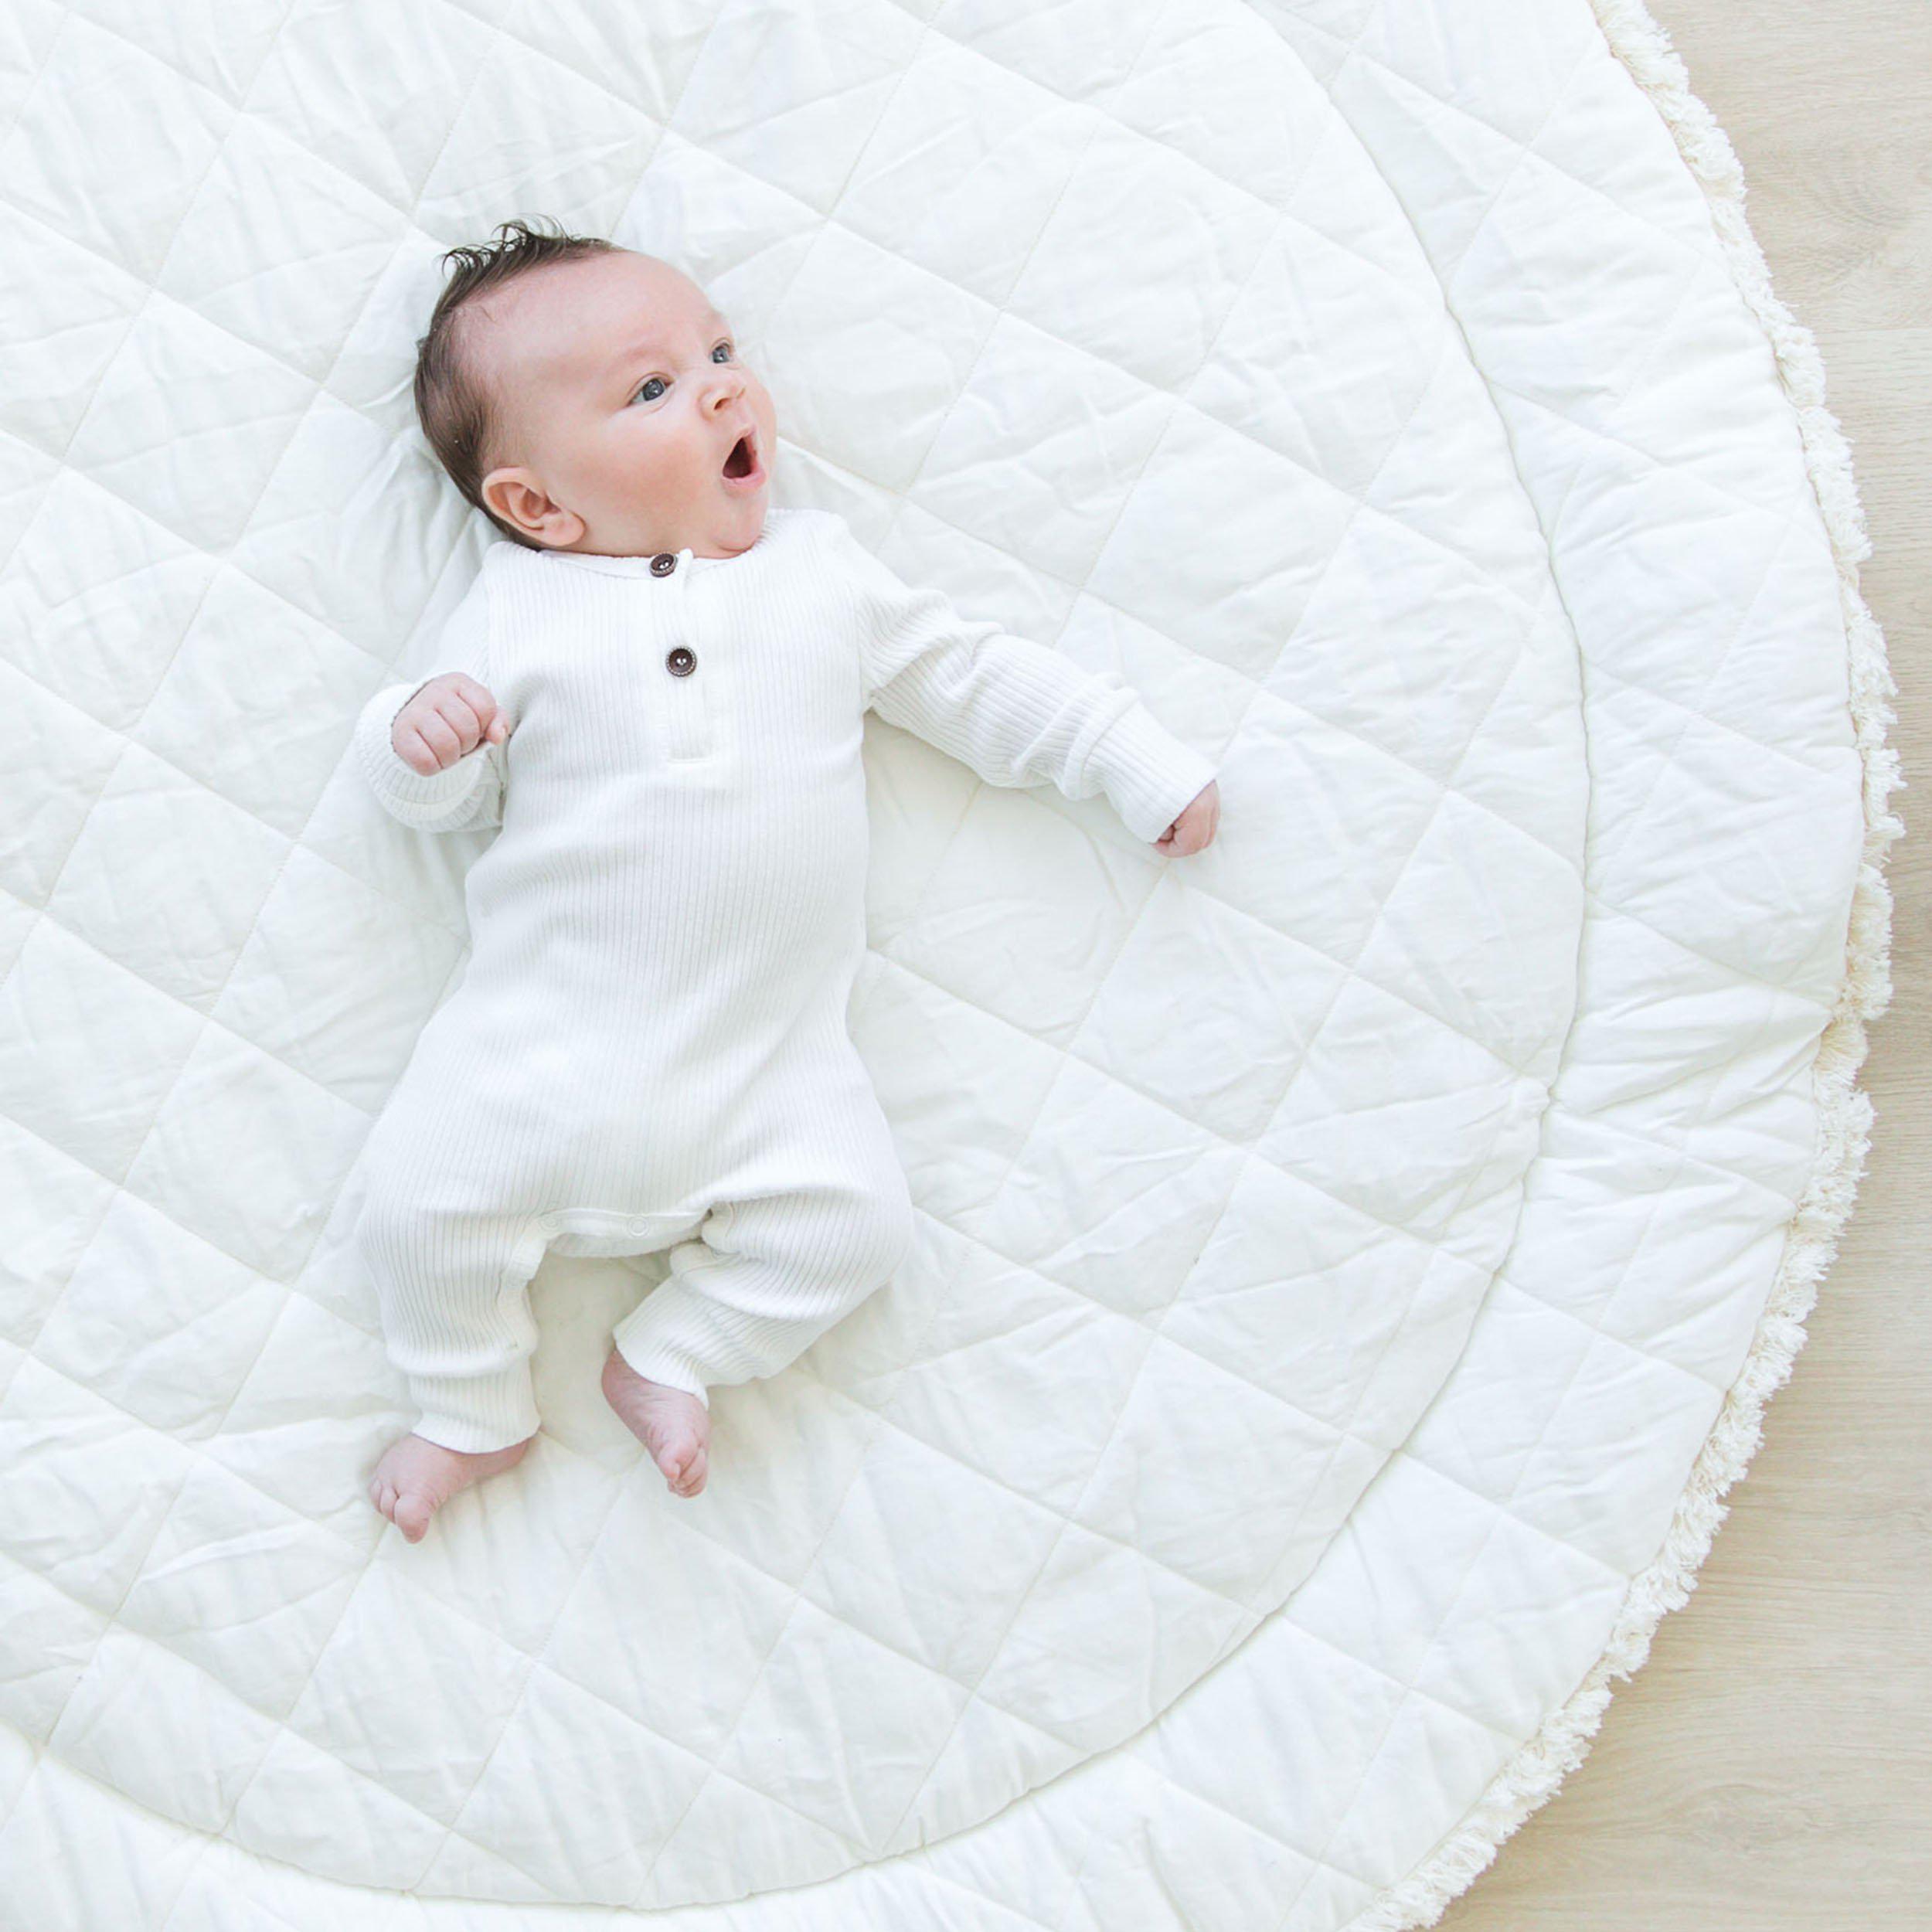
390, 673, 511, 777
1154, 778, 1219, 857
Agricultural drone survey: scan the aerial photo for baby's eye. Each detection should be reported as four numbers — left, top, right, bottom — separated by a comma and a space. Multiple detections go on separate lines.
630, 343, 733, 406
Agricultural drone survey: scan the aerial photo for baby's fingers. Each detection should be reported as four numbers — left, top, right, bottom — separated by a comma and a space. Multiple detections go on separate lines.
439, 674, 509, 743
416, 699, 476, 765
392, 723, 450, 777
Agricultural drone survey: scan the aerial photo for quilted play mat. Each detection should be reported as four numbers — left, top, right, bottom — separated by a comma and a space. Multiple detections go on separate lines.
0, 0, 1903, 1927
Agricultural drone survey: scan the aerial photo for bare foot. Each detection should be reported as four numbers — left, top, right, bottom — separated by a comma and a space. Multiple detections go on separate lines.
366, 1430, 536, 1543
601, 1346, 710, 1498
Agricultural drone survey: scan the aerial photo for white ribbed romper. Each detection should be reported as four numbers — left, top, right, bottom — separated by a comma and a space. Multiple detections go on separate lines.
351, 505, 1219, 1454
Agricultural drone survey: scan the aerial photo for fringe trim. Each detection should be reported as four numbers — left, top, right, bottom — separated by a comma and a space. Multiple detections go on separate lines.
1345, 4, 1906, 1927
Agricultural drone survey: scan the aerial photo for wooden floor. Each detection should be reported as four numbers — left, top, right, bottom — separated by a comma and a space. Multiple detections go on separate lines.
1440, 2, 1930, 1926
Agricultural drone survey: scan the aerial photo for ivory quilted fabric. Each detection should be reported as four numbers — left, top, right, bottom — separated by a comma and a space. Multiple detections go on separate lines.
0, 0, 1899, 1928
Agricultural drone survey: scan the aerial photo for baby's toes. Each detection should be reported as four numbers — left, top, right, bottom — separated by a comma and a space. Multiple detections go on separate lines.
655, 1434, 697, 1491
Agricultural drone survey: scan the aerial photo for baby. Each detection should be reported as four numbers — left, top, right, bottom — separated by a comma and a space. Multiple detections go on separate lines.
355, 217, 1221, 1543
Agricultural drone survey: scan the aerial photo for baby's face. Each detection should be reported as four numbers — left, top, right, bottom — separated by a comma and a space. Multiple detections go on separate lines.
474, 250, 776, 560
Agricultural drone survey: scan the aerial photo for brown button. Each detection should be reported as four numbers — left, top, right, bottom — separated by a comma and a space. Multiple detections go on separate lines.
649, 552, 677, 577
665, 646, 696, 676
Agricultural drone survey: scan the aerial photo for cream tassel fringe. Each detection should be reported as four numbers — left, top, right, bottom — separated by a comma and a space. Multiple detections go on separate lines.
1346, 2, 1906, 1926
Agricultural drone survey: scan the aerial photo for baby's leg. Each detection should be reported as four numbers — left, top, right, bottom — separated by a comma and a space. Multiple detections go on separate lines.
607, 1169, 914, 1475
356, 1180, 546, 1539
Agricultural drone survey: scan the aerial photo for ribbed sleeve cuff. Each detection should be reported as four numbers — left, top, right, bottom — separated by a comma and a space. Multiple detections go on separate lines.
353, 679, 489, 824
1083, 702, 1219, 845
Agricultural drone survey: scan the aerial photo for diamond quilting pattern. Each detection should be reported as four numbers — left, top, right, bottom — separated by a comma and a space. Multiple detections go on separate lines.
0, 1, 1875, 1928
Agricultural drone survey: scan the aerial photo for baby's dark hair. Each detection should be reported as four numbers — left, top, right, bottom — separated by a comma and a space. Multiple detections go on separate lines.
414, 214, 620, 549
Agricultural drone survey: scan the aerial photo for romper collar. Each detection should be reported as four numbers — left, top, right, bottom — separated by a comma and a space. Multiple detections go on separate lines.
532, 509, 790, 579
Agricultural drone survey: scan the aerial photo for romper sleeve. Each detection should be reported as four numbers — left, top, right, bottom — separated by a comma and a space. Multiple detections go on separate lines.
825, 513, 1218, 845
352, 563, 508, 834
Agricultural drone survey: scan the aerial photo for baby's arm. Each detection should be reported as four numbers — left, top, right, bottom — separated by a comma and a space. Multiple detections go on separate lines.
827, 516, 1218, 848
352, 566, 509, 834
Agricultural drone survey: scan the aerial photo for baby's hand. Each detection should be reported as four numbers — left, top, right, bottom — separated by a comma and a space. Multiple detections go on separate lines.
1154, 780, 1219, 857
390, 673, 510, 777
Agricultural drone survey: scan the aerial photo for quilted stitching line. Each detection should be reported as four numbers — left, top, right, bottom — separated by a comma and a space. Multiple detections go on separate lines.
868, 0, 1497, 295
0, 0, 692, 1469
12, 1401, 1063, 1871
0, 0, 393, 1742
8, 47, 1576, 644
0, 0, 1816, 1909
0, 573, 1577, 1216
631, 77, 1223, 1902
3, 1315, 1638, 1916
0, 850, 1538, 1461
15, 1111, 1624, 1703
6, 627, 492, 950
1489, 247, 1749, 546
842, 277, 1596, 1842
0, 165, 1501, 602
1282, 11, 1725, 284
1474, 255, 1821, 908
3, 541, 1692, 1252
804, 1201, 1429, 1492
1284, 1509, 1519, 1930
937, 1509, 1624, 1916
1583, 498, 1805, 882
1433, 46, 1610, 296
0, 0, 600, 1876
835, 0, 1238, 984
9, 6, 1797, 619
250, 7, 735, 1891
11, 155, 1461, 1839
7, 7, 1515, 1005
0, 1100, 359, 1367
1267, 7, 1839, 1128
0, 213, 1573, 1009
2, 259, 500, 1458
611, 8, 1277, 1872
7, 1326, 1691, 1915
0, 7, 72, 156
848, 121, 1127, 960
1590, 644, 1849, 782
1491, 349, 1817, 549
420, 24, 1019, 1900
1155, 37, 1612, 1921
848, 442, 1579, 870
1371, 1049, 1749, 1774
1267, 19, 1855, 1932
250, 4, 1047, 1891
1212, 699, 1587, 1645
865, 646, 1474, 1864
0, 169, 1582, 966
8, 1347, 1087, 1894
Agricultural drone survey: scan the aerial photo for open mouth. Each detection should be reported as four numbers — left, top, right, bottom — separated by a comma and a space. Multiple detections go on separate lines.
722, 429, 763, 485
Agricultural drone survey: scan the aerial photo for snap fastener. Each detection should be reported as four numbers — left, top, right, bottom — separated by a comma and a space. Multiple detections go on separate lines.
665, 646, 696, 676
649, 552, 677, 577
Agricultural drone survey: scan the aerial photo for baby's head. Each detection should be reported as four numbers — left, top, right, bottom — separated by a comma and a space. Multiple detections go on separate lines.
413, 216, 775, 560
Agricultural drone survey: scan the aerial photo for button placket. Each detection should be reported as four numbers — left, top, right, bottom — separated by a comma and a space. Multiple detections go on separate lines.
659, 546, 711, 760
